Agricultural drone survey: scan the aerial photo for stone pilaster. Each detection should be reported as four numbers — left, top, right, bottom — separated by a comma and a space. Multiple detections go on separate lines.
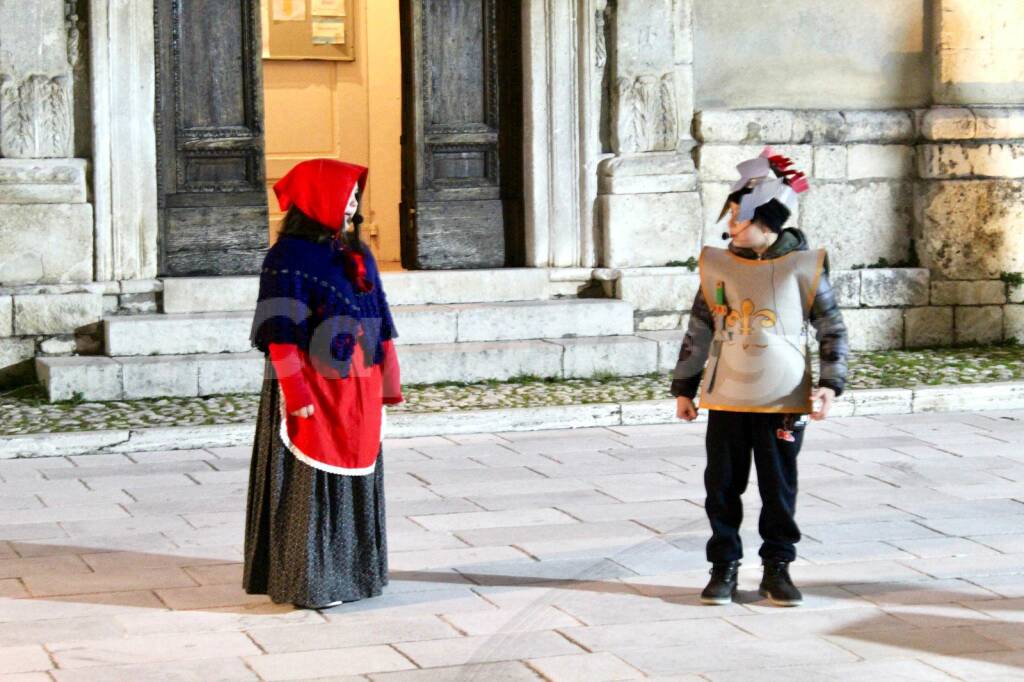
0, 0, 92, 287
598, 0, 701, 268
914, 0, 1024, 282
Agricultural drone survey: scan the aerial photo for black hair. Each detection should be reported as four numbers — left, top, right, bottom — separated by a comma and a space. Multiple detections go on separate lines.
718, 186, 792, 233
277, 194, 367, 254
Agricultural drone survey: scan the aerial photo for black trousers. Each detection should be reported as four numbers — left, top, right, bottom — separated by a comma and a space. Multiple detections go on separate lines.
704, 409, 805, 564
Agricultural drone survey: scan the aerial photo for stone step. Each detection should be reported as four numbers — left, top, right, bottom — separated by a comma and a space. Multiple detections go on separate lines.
161, 268, 592, 313
37, 334, 665, 401
103, 299, 635, 356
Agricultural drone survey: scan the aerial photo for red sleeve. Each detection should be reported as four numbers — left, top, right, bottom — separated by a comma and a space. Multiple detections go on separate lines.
268, 343, 314, 414
381, 339, 404, 405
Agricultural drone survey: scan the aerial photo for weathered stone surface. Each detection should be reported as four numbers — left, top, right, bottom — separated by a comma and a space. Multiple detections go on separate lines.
13, 293, 103, 335
792, 111, 848, 144
636, 312, 683, 331
38, 335, 77, 355
599, 173, 697, 195
849, 388, 914, 416
0, 295, 11, 336
0, 203, 93, 285
196, 352, 264, 396
118, 292, 158, 314
0, 337, 34, 374
120, 355, 199, 399
693, 2, 930, 109
841, 111, 916, 142
553, 336, 659, 378
803, 182, 912, 270
916, 181, 1024, 279
162, 277, 258, 314
382, 269, 549, 306
102, 295, 119, 315
636, 328, 686, 372
919, 144, 1024, 179
841, 308, 904, 350
455, 300, 635, 342
673, 0, 694, 65
600, 191, 702, 268
119, 279, 163, 295
616, 270, 701, 313
829, 270, 861, 308
0, 159, 87, 204
36, 356, 123, 402
813, 146, 846, 179
391, 305, 458, 345
693, 110, 794, 144
955, 305, 1003, 345
399, 340, 563, 385
904, 306, 954, 348
599, 152, 696, 178
697, 144, 812, 182
105, 313, 254, 356
930, 280, 1007, 305
699, 182, 732, 250
847, 145, 914, 179
921, 107, 976, 141
913, 382, 1024, 413
1010, 284, 1024, 304
1004, 305, 1024, 343
860, 268, 929, 307
975, 108, 1024, 140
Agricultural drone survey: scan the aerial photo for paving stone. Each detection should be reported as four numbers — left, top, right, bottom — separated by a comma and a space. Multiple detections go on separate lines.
49, 657, 258, 682
48, 632, 260, 669
526, 652, 644, 681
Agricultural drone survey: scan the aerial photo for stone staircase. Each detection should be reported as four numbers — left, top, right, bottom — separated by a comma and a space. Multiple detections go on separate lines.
36, 271, 683, 401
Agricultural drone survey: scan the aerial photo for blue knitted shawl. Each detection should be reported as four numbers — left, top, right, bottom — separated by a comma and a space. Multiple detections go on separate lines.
250, 236, 397, 373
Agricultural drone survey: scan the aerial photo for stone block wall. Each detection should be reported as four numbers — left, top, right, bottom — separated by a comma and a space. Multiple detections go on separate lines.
0, 279, 162, 388
694, 109, 918, 271
610, 265, 1024, 352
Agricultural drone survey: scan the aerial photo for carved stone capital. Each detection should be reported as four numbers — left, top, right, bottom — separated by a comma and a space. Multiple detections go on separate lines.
0, 74, 73, 158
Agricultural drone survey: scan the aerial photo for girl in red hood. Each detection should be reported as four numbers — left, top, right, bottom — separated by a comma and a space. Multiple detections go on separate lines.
244, 159, 402, 609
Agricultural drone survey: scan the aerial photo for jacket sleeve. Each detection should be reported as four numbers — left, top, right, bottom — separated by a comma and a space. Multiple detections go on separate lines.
670, 287, 714, 399
808, 271, 849, 397
268, 342, 315, 414
381, 339, 404, 405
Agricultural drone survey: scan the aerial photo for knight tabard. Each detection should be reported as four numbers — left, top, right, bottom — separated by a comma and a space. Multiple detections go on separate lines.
696, 246, 826, 413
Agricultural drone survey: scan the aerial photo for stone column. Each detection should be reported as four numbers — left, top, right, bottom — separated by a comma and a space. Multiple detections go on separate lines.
0, 0, 93, 285
915, 0, 1024, 343
597, 0, 701, 267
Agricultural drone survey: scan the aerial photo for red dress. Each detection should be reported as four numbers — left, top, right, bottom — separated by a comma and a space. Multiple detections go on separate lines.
269, 338, 402, 475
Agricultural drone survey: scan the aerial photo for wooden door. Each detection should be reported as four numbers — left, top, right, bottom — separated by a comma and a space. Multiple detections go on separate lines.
399, 0, 524, 270
155, 0, 269, 276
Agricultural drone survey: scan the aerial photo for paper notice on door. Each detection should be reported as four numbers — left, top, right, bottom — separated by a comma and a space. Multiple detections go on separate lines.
311, 0, 346, 17
272, 0, 306, 21
311, 17, 345, 44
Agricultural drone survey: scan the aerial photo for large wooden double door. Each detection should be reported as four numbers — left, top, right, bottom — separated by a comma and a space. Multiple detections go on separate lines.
155, 0, 523, 276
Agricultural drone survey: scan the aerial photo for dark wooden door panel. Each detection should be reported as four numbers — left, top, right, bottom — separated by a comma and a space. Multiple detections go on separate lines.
155, 0, 268, 277
400, 0, 523, 270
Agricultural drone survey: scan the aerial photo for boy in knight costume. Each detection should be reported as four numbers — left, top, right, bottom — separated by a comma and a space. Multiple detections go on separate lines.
672, 147, 848, 606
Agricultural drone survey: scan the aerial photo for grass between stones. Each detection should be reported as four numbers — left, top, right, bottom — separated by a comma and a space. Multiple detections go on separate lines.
1, 343, 1022, 436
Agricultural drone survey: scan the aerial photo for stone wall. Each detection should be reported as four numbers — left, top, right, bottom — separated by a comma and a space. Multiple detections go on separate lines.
0, 279, 161, 388
609, 265, 1024, 351
692, 0, 930, 110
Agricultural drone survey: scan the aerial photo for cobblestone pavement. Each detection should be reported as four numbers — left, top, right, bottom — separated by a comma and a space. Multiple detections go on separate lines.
3, 345, 1024, 435
2, 411, 1024, 679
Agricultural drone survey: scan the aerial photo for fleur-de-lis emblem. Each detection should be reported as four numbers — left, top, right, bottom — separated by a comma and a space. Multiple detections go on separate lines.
725, 299, 777, 335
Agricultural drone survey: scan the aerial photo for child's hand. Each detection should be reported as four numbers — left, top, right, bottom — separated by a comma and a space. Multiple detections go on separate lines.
810, 387, 835, 421
676, 396, 698, 421
290, 404, 315, 419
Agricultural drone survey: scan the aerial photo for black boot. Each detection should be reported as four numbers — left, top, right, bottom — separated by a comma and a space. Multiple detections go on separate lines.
759, 561, 802, 606
700, 561, 740, 605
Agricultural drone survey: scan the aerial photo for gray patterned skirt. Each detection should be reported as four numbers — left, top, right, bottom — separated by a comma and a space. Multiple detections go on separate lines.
243, 363, 388, 606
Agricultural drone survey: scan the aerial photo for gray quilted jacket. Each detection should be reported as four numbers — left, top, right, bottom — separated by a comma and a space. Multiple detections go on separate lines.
670, 227, 849, 399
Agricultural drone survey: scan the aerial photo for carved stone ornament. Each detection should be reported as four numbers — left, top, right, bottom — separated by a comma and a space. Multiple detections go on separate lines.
66, 0, 81, 67
0, 75, 73, 158
614, 72, 678, 153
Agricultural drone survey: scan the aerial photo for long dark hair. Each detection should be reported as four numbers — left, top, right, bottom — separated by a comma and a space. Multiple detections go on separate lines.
277, 201, 366, 253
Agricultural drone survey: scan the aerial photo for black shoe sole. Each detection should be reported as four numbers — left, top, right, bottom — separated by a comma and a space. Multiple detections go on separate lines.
758, 587, 802, 607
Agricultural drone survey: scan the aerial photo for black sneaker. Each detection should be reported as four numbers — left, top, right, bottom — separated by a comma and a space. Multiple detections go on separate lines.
700, 561, 740, 605
759, 561, 803, 606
